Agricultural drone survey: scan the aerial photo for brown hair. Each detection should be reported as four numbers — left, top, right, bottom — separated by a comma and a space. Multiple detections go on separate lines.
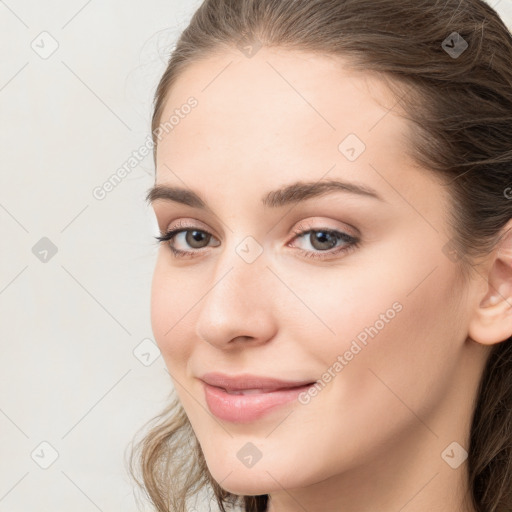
128, 1, 512, 511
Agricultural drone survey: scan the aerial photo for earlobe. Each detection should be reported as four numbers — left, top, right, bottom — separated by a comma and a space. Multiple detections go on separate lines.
468, 224, 512, 346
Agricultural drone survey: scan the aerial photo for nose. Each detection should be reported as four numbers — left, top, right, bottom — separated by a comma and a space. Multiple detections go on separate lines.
195, 251, 278, 350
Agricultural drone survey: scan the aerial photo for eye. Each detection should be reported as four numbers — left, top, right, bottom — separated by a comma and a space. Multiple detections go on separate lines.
289, 224, 360, 260
155, 226, 220, 258
175, 230, 212, 249
300, 230, 341, 251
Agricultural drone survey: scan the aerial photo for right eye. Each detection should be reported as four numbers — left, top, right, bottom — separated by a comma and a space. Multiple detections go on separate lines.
155, 228, 221, 257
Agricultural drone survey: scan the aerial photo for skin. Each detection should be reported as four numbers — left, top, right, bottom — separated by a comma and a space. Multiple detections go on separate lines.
147, 47, 511, 512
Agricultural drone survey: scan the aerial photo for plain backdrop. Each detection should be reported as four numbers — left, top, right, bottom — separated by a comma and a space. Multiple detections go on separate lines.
0, 1, 511, 511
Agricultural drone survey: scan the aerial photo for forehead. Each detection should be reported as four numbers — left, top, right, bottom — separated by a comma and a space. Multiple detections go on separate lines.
155, 48, 412, 180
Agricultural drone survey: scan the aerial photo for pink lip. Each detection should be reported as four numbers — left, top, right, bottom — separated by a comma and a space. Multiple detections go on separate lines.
200, 372, 316, 423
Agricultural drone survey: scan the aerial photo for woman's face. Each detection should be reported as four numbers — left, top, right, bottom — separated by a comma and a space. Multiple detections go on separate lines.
148, 48, 487, 500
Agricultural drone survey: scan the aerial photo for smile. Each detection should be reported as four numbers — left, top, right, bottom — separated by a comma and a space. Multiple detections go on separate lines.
202, 380, 316, 423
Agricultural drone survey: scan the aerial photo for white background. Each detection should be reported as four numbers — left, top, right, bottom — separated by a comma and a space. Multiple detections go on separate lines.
0, 1, 511, 511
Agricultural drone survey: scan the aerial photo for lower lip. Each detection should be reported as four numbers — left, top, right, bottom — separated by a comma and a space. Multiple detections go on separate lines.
203, 382, 314, 423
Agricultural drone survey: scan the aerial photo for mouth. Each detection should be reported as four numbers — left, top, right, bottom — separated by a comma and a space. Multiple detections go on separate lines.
199, 371, 316, 392
220, 385, 314, 395
200, 376, 317, 423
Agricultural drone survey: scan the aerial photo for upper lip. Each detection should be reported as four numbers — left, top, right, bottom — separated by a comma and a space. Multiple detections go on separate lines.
200, 372, 316, 391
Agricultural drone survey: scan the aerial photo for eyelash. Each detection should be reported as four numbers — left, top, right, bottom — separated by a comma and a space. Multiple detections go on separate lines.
154, 222, 360, 261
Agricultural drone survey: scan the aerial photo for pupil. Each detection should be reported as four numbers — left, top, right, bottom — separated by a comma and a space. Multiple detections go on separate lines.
186, 230, 209, 248
312, 231, 337, 250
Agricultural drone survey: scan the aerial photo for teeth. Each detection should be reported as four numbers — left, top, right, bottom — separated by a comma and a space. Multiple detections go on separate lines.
225, 388, 274, 395
220, 384, 315, 395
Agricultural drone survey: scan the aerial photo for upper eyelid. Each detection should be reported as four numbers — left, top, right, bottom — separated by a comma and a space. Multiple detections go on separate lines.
163, 224, 351, 237
159, 219, 212, 237
162, 216, 356, 234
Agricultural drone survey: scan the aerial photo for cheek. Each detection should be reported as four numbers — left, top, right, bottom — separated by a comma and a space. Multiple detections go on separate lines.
312, 256, 465, 434
272, 262, 466, 479
289, 234, 466, 403
368, 265, 466, 414
150, 255, 197, 367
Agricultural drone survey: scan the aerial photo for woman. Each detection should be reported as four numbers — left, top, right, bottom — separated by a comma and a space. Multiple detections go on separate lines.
129, 1, 512, 511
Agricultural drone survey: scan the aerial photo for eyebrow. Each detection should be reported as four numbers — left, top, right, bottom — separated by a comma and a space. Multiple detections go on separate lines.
145, 179, 383, 210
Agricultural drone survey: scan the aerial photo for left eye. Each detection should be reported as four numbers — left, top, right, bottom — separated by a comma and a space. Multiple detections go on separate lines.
291, 229, 356, 252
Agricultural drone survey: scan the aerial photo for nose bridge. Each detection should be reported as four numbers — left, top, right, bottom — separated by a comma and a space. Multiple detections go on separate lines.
208, 233, 271, 306
194, 239, 277, 347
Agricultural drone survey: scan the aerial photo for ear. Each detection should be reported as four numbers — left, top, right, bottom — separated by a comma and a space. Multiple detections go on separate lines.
468, 222, 512, 346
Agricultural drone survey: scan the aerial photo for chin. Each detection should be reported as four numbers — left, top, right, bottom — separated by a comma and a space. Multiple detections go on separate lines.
205, 461, 283, 495
215, 476, 275, 496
